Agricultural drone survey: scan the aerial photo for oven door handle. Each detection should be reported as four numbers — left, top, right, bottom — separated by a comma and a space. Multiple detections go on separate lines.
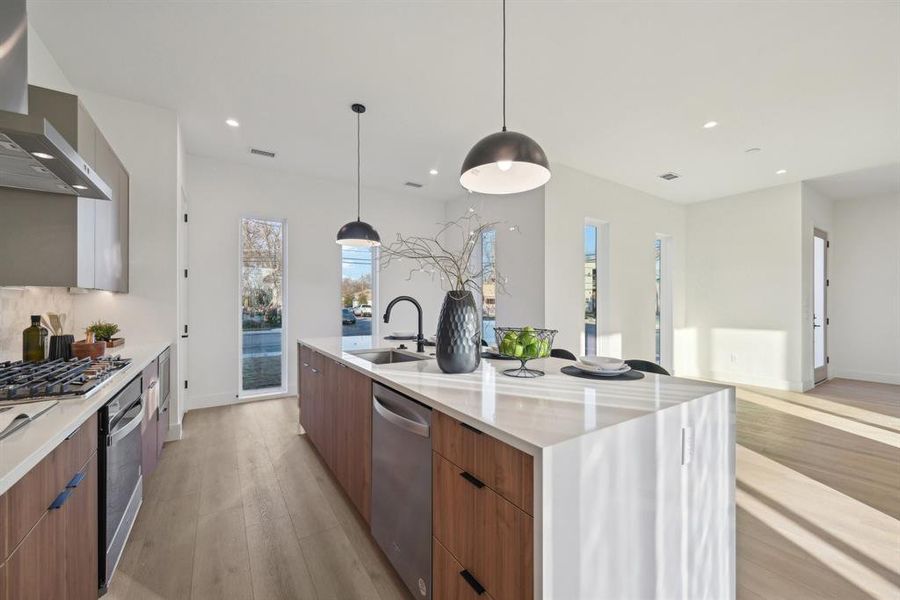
108, 399, 143, 446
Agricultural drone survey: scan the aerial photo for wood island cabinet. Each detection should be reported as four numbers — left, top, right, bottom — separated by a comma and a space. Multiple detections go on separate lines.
298, 344, 372, 523
296, 343, 535, 600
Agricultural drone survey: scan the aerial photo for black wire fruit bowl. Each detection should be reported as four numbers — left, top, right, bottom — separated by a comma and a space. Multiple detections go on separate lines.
493, 327, 558, 378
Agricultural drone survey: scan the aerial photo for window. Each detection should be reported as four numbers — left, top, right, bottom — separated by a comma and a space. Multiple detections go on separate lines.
584, 224, 598, 355
481, 228, 497, 345
341, 246, 375, 338
239, 217, 286, 395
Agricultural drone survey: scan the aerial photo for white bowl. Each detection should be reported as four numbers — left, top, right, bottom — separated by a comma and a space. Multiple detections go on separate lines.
577, 355, 625, 370
573, 362, 631, 375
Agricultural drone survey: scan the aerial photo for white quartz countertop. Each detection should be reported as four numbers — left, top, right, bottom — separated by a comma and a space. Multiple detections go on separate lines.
300, 337, 732, 455
0, 341, 172, 495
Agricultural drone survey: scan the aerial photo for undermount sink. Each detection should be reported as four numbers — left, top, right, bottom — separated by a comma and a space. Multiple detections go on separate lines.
348, 349, 431, 365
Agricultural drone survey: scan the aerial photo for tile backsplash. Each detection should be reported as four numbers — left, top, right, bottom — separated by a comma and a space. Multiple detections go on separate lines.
0, 287, 75, 362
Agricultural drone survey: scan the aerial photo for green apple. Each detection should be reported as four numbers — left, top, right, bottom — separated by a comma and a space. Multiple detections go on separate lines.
514, 343, 525, 358
539, 339, 551, 357
525, 342, 540, 358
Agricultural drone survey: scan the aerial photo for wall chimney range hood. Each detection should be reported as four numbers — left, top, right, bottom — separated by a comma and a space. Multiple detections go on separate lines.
0, 117, 112, 200
0, 0, 111, 201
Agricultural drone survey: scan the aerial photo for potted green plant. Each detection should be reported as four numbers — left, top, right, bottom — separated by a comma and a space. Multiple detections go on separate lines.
87, 321, 124, 348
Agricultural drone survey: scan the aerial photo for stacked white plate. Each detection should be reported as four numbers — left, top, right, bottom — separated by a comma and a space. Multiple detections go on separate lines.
573, 356, 631, 376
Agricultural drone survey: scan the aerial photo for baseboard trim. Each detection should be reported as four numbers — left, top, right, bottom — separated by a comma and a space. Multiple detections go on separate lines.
684, 370, 804, 392
167, 423, 183, 441
187, 390, 298, 411
830, 369, 900, 385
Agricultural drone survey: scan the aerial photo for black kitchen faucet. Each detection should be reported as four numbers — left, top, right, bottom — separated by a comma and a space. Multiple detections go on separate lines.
383, 296, 425, 353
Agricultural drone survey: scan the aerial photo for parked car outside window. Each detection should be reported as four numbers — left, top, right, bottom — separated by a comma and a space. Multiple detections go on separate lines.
358, 304, 372, 317
342, 308, 357, 325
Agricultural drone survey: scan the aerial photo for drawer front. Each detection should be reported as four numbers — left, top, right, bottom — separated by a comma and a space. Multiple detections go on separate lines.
433, 537, 496, 600
433, 411, 534, 515
2, 413, 98, 561
64, 413, 98, 481
433, 453, 533, 600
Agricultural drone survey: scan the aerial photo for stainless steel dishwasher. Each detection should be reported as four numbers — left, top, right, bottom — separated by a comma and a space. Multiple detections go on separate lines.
371, 383, 432, 599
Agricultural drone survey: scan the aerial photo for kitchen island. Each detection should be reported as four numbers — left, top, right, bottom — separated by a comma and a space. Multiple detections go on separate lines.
299, 337, 736, 600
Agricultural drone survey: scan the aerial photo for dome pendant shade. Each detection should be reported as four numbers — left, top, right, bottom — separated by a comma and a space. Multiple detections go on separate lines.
460, 130, 550, 195
336, 219, 381, 247
337, 102, 381, 246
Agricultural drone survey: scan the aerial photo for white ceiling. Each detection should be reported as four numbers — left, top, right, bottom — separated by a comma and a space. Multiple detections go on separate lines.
807, 163, 900, 201
28, 0, 900, 203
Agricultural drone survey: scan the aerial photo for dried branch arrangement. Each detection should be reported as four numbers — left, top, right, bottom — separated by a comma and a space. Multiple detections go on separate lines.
380, 209, 512, 297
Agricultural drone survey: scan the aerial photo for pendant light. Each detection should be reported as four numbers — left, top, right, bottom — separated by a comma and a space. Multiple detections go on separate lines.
336, 103, 381, 246
460, 0, 550, 195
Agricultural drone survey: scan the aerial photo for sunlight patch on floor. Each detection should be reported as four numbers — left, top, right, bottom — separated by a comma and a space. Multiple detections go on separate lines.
737, 444, 900, 599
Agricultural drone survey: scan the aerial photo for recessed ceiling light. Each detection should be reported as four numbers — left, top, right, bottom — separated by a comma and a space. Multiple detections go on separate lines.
32, 152, 54, 159
776, 169, 787, 175
225, 118, 240, 127
703, 121, 718, 129
429, 169, 438, 175
72, 184, 88, 190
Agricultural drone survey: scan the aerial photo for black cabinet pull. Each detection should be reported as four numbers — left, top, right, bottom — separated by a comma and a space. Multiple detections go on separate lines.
460, 421, 482, 435
459, 570, 486, 595
49, 489, 72, 510
66, 471, 85, 489
459, 471, 485, 488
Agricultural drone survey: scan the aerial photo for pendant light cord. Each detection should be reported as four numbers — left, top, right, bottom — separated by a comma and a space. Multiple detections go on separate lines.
502, 0, 507, 132
356, 109, 361, 221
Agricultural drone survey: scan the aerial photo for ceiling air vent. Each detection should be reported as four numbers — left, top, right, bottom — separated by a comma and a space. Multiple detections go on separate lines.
250, 148, 276, 158
404, 181, 423, 188
658, 172, 680, 181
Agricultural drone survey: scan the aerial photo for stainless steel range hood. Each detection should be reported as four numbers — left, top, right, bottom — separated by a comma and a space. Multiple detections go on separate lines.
0, 103, 112, 201
0, 0, 111, 201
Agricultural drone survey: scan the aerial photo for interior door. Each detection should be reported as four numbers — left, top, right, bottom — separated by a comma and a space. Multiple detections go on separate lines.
813, 229, 828, 384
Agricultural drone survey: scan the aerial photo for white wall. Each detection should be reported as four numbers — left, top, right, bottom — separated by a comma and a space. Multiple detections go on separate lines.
684, 183, 804, 390
829, 194, 900, 384
185, 154, 446, 409
544, 164, 687, 363
23, 25, 185, 429
69, 90, 182, 416
444, 189, 546, 329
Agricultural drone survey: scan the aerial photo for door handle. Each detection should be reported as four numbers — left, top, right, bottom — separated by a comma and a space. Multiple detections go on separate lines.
372, 396, 430, 438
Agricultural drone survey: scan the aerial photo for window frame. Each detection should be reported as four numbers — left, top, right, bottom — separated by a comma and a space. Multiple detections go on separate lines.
237, 215, 288, 399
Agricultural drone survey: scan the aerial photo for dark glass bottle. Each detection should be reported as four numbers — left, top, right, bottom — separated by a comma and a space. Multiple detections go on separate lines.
23, 315, 48, 362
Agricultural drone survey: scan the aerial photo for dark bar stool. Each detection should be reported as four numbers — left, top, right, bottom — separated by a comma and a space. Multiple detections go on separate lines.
550, 348, 577, 361
625, 359, 670, 376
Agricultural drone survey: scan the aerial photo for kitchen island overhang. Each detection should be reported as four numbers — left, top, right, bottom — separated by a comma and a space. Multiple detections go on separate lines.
299, 337, 736, 600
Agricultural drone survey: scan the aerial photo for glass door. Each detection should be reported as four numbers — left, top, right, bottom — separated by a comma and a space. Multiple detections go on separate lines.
813, 228, 828, 383
239, 217, 286, 396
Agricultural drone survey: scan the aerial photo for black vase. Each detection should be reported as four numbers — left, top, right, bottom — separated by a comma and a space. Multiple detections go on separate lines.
435, 290, 481, 374
49, 334, 75, 361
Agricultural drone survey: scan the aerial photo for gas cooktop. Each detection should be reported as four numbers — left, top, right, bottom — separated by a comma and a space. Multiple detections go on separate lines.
0, 355, 132, 404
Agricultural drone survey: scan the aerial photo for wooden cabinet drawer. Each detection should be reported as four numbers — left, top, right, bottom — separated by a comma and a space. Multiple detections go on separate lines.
433, 453, 533, 600
5, 509, 66, 600
2, 414, 97, 562
63, 413, 98, 482
433, 411, 533, 515
65, 454, 98, 600
434, 537, 496, 600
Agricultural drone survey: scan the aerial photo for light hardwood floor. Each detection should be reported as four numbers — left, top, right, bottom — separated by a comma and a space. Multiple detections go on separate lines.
106, 378, 899, 600
105, 397, 408, 600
